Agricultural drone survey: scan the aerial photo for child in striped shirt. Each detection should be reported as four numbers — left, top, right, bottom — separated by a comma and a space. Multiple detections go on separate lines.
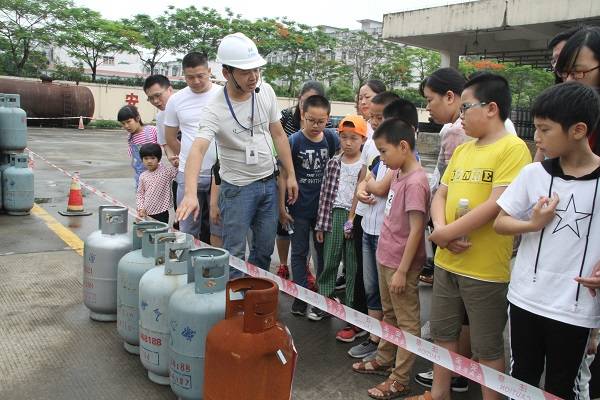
136, 143, 177, 223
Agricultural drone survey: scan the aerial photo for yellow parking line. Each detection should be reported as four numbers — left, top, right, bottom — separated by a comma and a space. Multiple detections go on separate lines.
30, 204, 84, 256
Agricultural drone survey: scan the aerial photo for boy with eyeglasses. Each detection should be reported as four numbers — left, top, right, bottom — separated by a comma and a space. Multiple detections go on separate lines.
279, 94, 339, 316
413, 73, 531, 400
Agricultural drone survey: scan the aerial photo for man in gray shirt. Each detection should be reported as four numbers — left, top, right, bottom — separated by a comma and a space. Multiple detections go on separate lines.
177, 32, 298, 273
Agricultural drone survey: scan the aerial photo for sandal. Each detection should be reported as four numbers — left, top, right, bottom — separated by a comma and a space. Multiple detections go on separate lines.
403, 391, 433, 400
352, 360, 392, 376
368, 379, 411, 400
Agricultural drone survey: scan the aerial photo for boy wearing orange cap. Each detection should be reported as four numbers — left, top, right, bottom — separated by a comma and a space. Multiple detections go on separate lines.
310, 115, 368, 321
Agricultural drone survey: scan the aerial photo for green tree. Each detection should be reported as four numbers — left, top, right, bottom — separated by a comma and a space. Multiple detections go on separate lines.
459, 59, 554, 108
123, 14, 174, 75
57, 8, 138, 82
371, 43, 412, 89
337, 30, 391, 87
406, 47, 441, 83
327, 78, 355, 102
168, 6, 226, 57
0, 0, 70, 76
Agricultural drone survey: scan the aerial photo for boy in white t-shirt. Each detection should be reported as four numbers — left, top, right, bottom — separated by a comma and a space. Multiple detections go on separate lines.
495, 82, 600, 400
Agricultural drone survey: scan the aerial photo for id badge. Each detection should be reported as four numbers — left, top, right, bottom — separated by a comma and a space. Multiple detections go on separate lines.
246, 146, 258, 165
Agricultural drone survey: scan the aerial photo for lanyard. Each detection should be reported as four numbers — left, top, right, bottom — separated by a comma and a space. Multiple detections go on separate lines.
224, 86, 255, 136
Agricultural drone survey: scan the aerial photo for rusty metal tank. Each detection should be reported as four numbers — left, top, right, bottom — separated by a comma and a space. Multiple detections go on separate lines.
0, 78, 94, 126
204, 278, 297, 400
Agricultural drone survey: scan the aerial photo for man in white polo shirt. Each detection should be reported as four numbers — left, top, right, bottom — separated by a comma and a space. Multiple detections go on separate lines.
164, 52, 220, 241
177, 32, 298, 273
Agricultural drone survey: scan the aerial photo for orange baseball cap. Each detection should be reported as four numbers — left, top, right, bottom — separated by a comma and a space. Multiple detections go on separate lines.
338, 115, 368, 138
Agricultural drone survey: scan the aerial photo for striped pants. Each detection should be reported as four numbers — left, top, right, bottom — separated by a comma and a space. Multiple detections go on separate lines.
318, 208, 357, 307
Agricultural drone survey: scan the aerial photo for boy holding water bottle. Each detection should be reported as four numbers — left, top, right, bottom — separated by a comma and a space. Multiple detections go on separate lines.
420, 73, 531, 400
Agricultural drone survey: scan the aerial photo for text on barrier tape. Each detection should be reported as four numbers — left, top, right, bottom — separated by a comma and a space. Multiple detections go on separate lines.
26, 148, 562, 400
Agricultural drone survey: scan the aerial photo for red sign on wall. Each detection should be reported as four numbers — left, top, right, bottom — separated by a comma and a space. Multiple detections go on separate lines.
125, 93, 139, 106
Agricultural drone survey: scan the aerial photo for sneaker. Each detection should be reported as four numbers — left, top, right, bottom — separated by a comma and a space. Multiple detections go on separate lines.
348, 339, 378, 358
306, 265, 317, 291
307, 306, 329, 321
421, 321, 432, 341
419, 274, 434, 285
336, 325, 368, 343
335, 274, 346, 290
414, 370, 469, 393
276, 264, 290, 280
362, 352, 377, 362
290, 299, 307, 316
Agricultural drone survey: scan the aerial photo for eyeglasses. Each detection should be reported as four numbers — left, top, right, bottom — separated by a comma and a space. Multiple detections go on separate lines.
304, 117, 327, 127
559, 65, 600, 80
460, 102, 488, 114
146, 89, 166, 102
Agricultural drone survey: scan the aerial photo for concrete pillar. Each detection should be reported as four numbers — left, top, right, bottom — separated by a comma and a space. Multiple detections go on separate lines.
440, 50, 459, 69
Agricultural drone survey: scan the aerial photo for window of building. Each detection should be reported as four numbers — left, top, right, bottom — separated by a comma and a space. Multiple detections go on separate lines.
102, 56, 115, 65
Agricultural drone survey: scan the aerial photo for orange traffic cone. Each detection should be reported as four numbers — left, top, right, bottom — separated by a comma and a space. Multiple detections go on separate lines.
59, 176, 92, 216
78, 116, 84, 130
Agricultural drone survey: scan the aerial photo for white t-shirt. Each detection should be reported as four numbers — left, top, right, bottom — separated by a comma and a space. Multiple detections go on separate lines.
356, 138, 381, 217
333, 159, 362, 210
497, 160, 600, 328
361, 160, 389, 236
156, 110, 166, 145
164, 85, 220, 177
505, 118, 517, 135
196, 83, 280, 186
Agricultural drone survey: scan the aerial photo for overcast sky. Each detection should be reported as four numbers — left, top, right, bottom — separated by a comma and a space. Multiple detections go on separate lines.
74, 0, 474, 30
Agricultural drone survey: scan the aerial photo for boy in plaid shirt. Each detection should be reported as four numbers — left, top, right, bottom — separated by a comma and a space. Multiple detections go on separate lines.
310, 115, 367, 321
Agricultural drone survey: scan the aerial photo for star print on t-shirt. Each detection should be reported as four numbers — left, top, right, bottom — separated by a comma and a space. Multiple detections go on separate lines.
552, 193, 592, 238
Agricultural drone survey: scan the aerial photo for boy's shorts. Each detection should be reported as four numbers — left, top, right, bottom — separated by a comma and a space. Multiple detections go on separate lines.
430, 266, 508, 360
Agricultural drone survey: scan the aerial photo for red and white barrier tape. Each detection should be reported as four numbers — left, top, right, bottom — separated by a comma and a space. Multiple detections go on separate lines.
26, 147, 562, 400
26, 148, 138, 220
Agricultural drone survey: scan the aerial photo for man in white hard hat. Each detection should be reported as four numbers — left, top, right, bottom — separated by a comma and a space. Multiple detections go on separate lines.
177, 32, 298, 273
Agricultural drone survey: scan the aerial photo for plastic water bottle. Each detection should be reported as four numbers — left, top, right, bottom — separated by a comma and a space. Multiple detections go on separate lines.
455, 198, 470, 242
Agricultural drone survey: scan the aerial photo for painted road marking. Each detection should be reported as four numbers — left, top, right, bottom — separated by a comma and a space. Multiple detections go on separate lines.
30, 204, 84, 256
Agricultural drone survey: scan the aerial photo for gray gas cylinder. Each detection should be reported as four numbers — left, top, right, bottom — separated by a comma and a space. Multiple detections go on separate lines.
168, 247, 230, 400
0, 153, 12, 211
139, 232, 192, 385
83, 206, 132, 321
116, 220, 168, 355
2, 153, 33, 215
0, 94, 27, 152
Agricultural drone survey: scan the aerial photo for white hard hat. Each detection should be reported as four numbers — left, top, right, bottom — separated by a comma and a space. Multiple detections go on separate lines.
216, 32, 266, 70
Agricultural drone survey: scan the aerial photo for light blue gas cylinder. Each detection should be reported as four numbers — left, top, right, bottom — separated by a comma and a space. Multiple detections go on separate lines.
83, 206, 132, 321
0, 94, 27, 152
2, 153, 33, 215
116, 220, 168, 355
168, 247, 230, 400
139, 232, 192, 385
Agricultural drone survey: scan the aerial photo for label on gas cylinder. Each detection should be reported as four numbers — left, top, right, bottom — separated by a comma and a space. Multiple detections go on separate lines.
170, 367, 192, 389
140, 345, 159, 365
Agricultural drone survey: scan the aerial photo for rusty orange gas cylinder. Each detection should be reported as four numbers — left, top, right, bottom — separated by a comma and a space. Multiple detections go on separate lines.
203, 277, 297, 400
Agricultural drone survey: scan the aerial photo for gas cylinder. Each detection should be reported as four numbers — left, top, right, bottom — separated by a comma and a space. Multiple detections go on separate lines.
2, 153, 33, 215
0, 94, 27, 152
0, 153, 12, 212
139, 232, 192, 385
83, 206, 132, 321
168, 247, 229, 400
204, 278, 297, 400
117, 220, 168, 355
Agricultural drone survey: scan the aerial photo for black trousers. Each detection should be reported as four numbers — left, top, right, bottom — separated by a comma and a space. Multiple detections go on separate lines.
150, 210, 169, 224
351, 215, 368, 314
509, 302, 590, 400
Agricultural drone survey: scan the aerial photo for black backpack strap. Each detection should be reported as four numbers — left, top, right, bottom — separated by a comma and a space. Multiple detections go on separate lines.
323, 128, 337, 158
